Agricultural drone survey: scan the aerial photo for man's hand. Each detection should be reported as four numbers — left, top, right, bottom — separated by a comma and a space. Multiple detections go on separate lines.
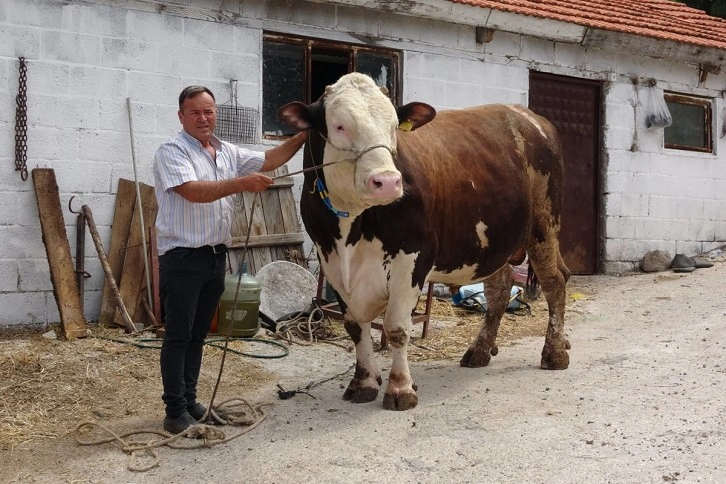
239, 173, 274, 192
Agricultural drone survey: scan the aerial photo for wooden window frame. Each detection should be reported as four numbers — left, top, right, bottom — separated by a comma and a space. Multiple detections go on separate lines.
664, 93, 713, 153
262, 33, 401, 140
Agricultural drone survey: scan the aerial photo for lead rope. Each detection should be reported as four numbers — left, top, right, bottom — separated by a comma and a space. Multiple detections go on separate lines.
201, 192, 261, 425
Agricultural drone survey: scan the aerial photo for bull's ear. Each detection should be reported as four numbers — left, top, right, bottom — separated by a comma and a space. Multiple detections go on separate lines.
278, 101, 314, 131
396, 102, 436, 131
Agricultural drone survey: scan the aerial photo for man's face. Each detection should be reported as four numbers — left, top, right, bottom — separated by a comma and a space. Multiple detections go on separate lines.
178, 92, 216, 143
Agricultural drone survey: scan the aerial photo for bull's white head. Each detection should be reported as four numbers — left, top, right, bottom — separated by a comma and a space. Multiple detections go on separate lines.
279, 73, 436, 214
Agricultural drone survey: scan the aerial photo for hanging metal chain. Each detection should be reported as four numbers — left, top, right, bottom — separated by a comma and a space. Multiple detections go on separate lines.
15, 57, 28, 181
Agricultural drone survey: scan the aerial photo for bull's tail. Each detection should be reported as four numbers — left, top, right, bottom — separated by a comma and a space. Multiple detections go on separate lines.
525, 264, 540, 300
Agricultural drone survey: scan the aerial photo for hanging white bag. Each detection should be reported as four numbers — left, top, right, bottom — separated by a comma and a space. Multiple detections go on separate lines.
645, 85, 672, 129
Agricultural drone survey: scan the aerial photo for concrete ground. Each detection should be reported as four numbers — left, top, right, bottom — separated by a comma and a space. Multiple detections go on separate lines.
3, 260, 725, 484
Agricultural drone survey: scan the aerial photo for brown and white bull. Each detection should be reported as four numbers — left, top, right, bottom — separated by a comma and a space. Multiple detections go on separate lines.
279, 73, 571, 411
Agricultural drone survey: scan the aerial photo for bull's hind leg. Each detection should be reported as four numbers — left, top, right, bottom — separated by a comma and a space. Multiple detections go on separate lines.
527, 237, 571, 369
342, 321, 382, 402
460, 265, 513, 367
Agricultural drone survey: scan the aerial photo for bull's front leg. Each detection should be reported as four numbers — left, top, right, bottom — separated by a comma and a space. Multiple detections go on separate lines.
381, 311, 418, 411
342, 321, 382, 402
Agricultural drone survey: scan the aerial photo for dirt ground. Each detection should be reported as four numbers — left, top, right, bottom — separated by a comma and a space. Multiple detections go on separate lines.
1, 256, 725, 483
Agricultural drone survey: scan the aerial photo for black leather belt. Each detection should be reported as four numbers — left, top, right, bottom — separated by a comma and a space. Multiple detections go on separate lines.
207, 243, 227, 254
167, 244, 227, 255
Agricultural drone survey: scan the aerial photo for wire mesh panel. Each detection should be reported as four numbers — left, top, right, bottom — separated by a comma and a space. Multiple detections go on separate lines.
215, 104, 258, 144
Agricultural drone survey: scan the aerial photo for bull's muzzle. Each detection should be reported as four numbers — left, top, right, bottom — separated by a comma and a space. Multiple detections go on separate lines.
367, 171, 402, 199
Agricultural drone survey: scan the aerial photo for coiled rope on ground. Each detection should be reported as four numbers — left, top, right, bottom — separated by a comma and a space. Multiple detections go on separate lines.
74, 397, 271, 472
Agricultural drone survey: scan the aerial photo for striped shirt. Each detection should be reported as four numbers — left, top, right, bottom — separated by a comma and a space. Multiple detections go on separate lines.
153, 130, 264, 255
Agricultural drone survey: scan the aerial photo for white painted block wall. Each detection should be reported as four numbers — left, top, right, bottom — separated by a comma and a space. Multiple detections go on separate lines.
0, 0, 282, 326
1, 0, 725, 328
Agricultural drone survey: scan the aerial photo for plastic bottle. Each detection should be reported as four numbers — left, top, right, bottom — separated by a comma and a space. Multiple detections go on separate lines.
217, 261, 261, 337
708, 249, 722, 260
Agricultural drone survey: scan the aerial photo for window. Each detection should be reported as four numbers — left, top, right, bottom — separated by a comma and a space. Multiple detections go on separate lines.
664, 93, 712, 153
262, 33, 401, 138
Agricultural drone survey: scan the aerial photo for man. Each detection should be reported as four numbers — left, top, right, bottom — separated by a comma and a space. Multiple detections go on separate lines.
153, 85, 307, 434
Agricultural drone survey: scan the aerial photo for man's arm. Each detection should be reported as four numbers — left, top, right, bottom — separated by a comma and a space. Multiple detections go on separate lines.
174, 131, 308, 203
260, 130, 308, 172
174, 174, 273, 202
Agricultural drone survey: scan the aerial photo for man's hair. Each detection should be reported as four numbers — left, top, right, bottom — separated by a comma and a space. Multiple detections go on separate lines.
178, 86, 215, 111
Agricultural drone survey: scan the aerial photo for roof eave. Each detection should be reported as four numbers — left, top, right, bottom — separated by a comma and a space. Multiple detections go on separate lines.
306, 0, 726, 67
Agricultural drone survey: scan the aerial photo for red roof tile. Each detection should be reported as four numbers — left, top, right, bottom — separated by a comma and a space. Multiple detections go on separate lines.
448, 0, 726, 50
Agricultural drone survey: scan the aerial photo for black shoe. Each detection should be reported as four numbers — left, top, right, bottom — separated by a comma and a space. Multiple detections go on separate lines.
163, 412, 197, 434
187, 401, 227, 423
187, 402, 208, 421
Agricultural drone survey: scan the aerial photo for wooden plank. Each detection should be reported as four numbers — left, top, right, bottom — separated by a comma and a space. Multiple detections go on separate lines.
241, 191, 271, 274
98, 179, 137, 326
113, 183, 157, 327
276, 171, 307, 268
229, 232, 305, 248
31, 168, 87, 340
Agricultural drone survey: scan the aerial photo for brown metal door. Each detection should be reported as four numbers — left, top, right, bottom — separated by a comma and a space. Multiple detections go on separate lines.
529, 72, 601, 275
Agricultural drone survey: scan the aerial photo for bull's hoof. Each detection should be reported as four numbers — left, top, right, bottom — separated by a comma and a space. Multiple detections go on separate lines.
342, 386, 379, 403
459, 347, 493, 368
540, 348, 569, 370
382, 392, 418, 410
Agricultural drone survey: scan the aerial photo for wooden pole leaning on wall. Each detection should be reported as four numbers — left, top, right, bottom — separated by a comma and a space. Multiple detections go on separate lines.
81, 204, 137, 333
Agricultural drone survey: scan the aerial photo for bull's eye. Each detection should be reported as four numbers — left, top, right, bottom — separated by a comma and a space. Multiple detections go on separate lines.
336, 125, 344, 132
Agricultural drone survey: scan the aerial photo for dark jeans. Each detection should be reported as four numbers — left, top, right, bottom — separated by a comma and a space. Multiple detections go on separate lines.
159, 247, 226, 418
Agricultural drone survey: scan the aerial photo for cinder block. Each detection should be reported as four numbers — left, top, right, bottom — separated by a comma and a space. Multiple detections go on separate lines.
70, 65, 128, 99
78, 131, 130, 164
675, 198, 705, 220
336, 5, 381, 36
24, 61, 70, 96
520, 36, 555, 64
482, 31, 520, 57
18, 258, 53, 292
0, 24, 41, 58
157, 45, 210, 77
128, 10, 184, 45
3, 225, 47, 260
0, 260, 18, 291
101, 38, 157, 71
184, 17, 237, 51
418, 17, 461, 48
61, 3, 127, 37
42, 31, 100, 64
648, 196, 676, 219
0, 0, 63, 29
291, 2, 337, 30
620, 193, 649, 217
379, 12, 421, 42
32, 95, 99, 130
420, 53, 461, 82
27, 126, 79, 161
129, 72, 184, 105
602, 260, 637, 275
404, 77, 447, 106
0, 291, 48, 326
604, 216, 635, 238
445, 81, 482, 108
